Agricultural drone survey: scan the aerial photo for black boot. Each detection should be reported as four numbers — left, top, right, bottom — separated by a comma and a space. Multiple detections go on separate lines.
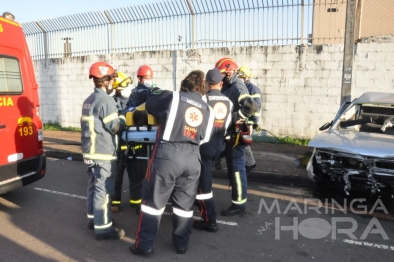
130, 244, 154, 256
221, 204, 245, 216
193, 220, 218, 232
95, 228, 125, 241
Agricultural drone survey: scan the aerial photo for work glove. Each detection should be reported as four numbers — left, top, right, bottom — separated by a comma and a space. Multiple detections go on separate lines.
253, 123, 262, 132
381, 116, 394, 132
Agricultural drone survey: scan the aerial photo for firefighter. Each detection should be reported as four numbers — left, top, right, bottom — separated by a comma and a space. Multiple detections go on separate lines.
237, 65, 262, 172
121, 65, 155, 213
215, 57, 258, 216
194, 68, 233, 232
129, 70, 214, 256
81, 61, 125, 240
110, 72, 139, 213
126, 65, 155, 109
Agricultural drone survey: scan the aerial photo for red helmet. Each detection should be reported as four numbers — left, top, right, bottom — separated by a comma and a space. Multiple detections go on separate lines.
137, 65, 153, 77
215, 58, 238, 73
89, 61, 116, 79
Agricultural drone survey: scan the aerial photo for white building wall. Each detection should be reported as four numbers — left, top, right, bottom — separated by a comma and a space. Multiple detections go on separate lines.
33, 42, 394, 138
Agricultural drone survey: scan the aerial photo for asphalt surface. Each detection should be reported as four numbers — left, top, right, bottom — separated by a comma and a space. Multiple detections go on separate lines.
1, 158, 394, 261
42, 130, 313, 187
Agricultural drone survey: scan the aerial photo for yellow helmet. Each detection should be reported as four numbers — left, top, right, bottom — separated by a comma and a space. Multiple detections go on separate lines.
237, 65, 252, 78
113, 71, 133, 89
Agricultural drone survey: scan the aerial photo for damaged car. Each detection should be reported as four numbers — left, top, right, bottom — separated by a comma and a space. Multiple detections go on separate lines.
307, 92, 394, 195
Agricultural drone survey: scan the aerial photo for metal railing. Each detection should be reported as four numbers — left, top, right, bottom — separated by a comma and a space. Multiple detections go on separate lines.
22, 0, 346, 60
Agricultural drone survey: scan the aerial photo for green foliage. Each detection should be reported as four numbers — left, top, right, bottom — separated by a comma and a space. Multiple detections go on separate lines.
43, 121, 81, 132
252, 135, 310, 146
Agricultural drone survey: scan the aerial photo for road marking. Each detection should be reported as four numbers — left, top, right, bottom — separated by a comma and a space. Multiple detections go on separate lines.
34, 187, 238, 226
212, 183, 394, 221
343, 239, 394, 251
34, 187, 87, 200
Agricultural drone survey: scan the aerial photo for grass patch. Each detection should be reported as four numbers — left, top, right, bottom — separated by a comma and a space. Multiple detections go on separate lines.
43, 121, 81, 132
253, 134, 310, 146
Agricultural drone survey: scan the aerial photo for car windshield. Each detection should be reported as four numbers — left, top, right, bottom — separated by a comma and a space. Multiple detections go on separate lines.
337, 103, 394, 135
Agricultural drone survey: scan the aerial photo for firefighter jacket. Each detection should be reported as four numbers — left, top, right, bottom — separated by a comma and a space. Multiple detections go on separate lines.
81, 88, 124, 161
245, 80, 261, 124
221, 74, 258, 126
113, 93, 129, 111
204, 89, 233, 138
126, 83, 150, 109
132, 87, 214, 145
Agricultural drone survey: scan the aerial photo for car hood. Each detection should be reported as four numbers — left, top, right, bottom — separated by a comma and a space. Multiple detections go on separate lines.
308, 130, 394, 158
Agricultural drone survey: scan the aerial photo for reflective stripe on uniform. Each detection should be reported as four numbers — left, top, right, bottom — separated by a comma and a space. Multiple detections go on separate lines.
87, 214, 94, 219
250, 94, 261, 99
103, 112, 119, 124
238, 110, 247, 119
103, 194, 109, 224
235, 171, 242, 202
82, 115, 96, 153
94, 221, 113, 230
238, 94, 250, 102
130, 199, 142, 204
173, 207, 193, 218
141, 204, 165, 216
83, 153, 117, 161
118, 115, 126, 121
232, 198, 247, 205
163, 91, 180, 141
200, 106, 215, 145
111, 201, 121, 205
196, 192, 213, 200
253, 112, 260, 116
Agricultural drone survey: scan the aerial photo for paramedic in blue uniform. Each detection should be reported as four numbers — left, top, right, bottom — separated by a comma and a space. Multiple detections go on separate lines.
237, 65, 262, 172
194, 68, 233, 233
110, 72, 139, 213
215, 57, 258, 216
128, 70, 214, 256
81, 61, 125, 241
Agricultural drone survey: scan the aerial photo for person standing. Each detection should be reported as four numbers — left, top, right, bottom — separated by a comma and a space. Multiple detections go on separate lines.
81, 62, 125, 240
193, 68, 233, 232
237, 65, 262, 172
110, 72, 140, 213
129, 70, 214, 256
214, 57, 258, 216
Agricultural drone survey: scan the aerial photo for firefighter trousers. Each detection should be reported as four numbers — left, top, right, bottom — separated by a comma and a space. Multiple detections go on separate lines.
196, 137, 223, 223
224, 142, 248, 207
135, 142, 200, 250
86, 160, 116, 234
112, 145, 148, 207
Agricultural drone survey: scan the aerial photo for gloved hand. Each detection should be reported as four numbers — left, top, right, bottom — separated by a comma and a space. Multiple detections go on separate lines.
253, 122, 262, 132
381, 116, 394, 132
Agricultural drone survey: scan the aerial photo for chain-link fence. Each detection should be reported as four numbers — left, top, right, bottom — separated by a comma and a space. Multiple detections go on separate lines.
22, 0, 348, 60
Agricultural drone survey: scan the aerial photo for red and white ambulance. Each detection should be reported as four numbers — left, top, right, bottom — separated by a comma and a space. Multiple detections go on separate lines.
0, 12, 46, 194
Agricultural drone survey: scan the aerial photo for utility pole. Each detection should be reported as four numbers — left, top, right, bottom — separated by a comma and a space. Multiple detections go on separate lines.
340, 0, 357, 104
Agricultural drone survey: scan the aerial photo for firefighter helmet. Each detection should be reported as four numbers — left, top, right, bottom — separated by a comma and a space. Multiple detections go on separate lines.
137, 65, 154, 77
214, 58, 238, 73
89, 62, 117, 79
113, 72, 133, 89
237, 65, 252, 78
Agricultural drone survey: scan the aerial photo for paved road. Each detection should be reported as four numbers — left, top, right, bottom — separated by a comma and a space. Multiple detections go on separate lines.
1, 158, 394, 261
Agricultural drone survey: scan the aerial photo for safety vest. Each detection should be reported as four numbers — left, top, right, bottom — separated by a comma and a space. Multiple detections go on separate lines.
205, 89, 233, 137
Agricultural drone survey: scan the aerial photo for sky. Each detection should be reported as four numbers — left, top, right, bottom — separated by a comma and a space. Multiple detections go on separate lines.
3, 0, 160, 23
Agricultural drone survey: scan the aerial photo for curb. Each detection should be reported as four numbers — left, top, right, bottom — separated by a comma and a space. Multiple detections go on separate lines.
45, 150, 314, 188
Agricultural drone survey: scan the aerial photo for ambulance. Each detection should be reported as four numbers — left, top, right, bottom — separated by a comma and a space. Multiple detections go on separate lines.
0, 12, 46, 194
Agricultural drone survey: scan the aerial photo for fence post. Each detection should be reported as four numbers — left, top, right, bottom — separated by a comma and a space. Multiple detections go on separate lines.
341, 0, 357, 104
300, 0, 304, 44
35, 21, 48, 65
185, 0, 195, 49
104, 10, 114, 54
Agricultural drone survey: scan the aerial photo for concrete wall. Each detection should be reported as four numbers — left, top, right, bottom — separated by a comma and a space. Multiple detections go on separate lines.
33, 42, 394, 139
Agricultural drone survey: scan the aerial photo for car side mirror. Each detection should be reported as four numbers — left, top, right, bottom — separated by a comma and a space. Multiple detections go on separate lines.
319, 121, 332, 131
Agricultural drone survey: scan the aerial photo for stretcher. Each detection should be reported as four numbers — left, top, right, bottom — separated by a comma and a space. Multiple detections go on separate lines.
120, 105, 158, 160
